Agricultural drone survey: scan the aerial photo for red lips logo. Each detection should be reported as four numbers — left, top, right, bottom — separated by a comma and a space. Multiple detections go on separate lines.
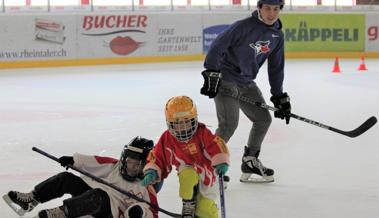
109, 36, 143, 55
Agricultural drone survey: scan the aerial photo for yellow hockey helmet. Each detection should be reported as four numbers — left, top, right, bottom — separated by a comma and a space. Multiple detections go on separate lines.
165, 96, 198, 142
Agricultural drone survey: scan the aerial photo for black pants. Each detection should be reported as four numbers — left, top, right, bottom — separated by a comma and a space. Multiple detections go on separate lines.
34, 172, 112, 218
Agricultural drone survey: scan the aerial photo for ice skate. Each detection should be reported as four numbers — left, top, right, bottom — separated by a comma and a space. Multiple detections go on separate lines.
181, 199, 196, 218
3, 190, 39, 216
240, 147, 274, 183
36, 206, 66, 218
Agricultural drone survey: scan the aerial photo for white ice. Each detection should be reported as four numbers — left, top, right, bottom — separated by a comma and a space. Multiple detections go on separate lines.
0, 59, 378, 218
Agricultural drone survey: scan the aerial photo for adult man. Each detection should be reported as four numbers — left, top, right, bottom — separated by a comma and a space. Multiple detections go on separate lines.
201, 0, 291, 183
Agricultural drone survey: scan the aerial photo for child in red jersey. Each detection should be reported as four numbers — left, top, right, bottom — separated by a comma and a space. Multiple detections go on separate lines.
141, 96, 230, 218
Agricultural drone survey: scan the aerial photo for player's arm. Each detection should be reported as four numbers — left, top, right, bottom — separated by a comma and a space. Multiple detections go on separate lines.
204, 20, 244, 70
202, 21, 245, 98
200, 126, 230, 168
267, 37, 285, 97
267, 37, 291, 124
72, 153, 117, 177
141, 135, 171, 186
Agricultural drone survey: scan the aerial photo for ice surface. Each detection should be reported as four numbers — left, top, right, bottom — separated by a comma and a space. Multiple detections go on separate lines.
0, 59, 378, 218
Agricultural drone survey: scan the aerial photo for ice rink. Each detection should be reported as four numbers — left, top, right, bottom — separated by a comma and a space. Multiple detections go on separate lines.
0, 59, 378, 218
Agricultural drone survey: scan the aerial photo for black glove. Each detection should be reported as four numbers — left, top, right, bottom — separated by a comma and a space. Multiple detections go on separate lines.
270, 92, 291, 124
58, 156, 74, 169
128, 204, 143, 218
200, 69, 222, 98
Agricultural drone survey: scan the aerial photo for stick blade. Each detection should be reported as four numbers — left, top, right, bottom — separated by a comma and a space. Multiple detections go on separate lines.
342, 116, 377, 138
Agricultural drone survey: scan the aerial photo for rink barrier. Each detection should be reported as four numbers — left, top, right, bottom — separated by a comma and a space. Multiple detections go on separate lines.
0, 52, 378, 69
285, 51, 379, 59
0, 12, 378, 69
0, 54, 204, 69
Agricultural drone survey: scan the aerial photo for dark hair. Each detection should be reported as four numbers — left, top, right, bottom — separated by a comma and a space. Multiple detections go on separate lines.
258, 0, 285, 9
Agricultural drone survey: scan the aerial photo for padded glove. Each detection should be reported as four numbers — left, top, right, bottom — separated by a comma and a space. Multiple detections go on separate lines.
128, 204, 144, 218
58, 156, 74, 169
214, 163, 229, 175
141, 169, 158, 187
270, 92, 291, 124
200, 69, 222, 98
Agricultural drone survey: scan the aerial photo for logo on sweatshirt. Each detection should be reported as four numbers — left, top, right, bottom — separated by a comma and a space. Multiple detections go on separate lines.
249, 40, 271, 56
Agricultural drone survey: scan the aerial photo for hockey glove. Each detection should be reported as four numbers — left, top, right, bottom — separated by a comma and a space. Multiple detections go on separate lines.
214, 163, 229, 175
141, 169, 158, 187
58, 156, 74, 169
270, 92, 291, 124
200, 69, 222, 98
127, 204, 144, 218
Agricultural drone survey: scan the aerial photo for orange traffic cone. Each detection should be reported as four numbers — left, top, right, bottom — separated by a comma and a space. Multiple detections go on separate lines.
357, 56, 368, 71
332, 57, 341, 73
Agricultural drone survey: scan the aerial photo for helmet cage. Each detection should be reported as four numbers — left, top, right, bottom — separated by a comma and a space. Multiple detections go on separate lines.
165, 96, 198, 142
167, 117, 198, 142
119, 153, 143, 182
119, 137, 154, 181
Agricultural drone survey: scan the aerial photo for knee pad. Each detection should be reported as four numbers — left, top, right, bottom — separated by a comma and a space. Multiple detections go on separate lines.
63, 188, 111, 218
178, 167, 199, 200
195, 194, 218, 218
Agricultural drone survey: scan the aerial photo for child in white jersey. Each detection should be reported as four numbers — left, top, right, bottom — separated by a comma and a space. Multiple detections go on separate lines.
3, 137, 159, 218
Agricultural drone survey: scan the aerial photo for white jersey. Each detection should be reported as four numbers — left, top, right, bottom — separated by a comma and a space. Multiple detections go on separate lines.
73, 153, 158, 218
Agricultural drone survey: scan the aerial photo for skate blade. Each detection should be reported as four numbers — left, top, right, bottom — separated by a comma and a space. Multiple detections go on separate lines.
240, 173, 274, 183
2, 194, 27, 216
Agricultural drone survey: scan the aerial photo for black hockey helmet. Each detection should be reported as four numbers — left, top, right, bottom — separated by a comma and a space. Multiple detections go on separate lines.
119, 136, 154, 181
258, 0, 284, 9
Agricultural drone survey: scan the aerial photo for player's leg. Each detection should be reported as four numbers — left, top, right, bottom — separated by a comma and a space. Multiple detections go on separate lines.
214, 80, 240, 143
178, 167, 200, 218
214, 80, 240, 186
239, 83, 274, 183
3, 172, 91, 216
34, 172, 92, 202
37, 188, 111, 218
195, 193, 218, 218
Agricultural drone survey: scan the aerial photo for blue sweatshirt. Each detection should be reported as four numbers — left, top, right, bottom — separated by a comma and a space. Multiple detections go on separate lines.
204, 10, 285, 96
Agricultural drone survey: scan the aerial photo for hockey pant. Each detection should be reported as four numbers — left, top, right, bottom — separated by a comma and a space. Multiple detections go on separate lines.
178, 167, 218, 218
33, 172, 112, 218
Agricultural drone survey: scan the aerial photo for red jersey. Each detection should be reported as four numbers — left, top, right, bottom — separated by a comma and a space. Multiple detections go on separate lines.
145, 123, 230, 187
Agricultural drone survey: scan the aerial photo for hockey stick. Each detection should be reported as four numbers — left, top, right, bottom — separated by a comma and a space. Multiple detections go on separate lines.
32, 147, 181, 218
221, 91, 377, 138
218, 174, 226, 218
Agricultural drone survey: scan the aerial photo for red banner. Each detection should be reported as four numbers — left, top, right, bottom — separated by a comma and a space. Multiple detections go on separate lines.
232, 0, 241, 5
81, 0, 90, 5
